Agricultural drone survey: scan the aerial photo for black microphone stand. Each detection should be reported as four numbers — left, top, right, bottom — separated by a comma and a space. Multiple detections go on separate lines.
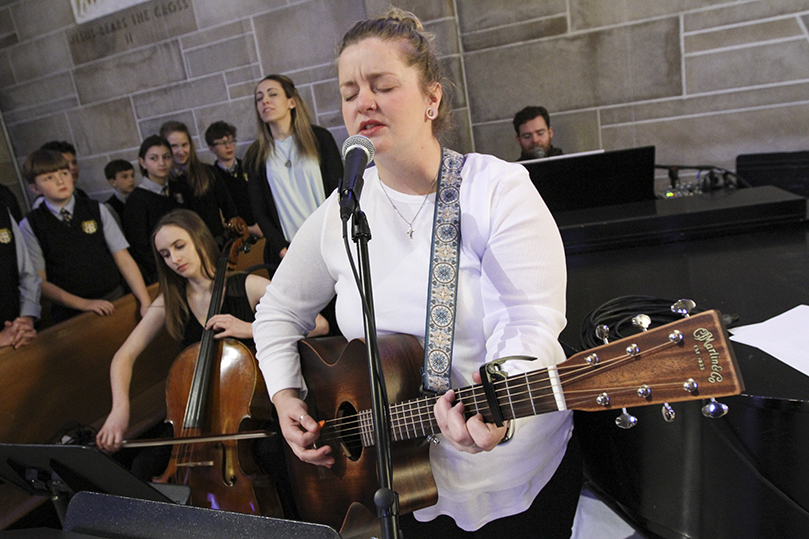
345, 206, 402, 539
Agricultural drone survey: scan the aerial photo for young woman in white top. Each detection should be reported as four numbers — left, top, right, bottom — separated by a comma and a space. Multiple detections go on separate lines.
243, 74, 343, 268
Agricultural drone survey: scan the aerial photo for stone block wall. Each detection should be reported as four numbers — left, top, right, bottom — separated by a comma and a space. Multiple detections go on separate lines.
0, 0, 807, 205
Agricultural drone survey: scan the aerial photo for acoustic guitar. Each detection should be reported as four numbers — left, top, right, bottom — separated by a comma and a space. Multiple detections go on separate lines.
288, 309, 743, 531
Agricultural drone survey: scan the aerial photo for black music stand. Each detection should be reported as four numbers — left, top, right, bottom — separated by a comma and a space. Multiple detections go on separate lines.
63, 491, 342, 538
0, 444, 183, 526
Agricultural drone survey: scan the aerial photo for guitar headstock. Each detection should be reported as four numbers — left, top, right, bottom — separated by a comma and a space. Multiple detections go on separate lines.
562, 310, 743, 412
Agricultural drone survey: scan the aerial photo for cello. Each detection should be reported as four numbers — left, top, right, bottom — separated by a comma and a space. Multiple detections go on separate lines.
140, 218, 283, 516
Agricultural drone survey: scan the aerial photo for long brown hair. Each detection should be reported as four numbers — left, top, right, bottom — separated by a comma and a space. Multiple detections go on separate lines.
159, 121, 213, 198
243, 74, 320, 175
151, 209, 220, 341
337, 8, 453, 136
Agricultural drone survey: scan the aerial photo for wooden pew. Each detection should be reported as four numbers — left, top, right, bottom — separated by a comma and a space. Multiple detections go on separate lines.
0, 284, 180, 529
0, 238, 269, 528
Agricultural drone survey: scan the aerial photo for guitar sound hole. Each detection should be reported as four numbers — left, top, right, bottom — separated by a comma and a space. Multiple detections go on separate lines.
336, 402, 362, 461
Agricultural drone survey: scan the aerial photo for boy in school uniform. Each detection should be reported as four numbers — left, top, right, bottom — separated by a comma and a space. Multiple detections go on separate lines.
104, 159, 137, 227
40, 140, 90, 199
205, 121, 262, 238
0, 195, 39, 349
19, 149, 151, 324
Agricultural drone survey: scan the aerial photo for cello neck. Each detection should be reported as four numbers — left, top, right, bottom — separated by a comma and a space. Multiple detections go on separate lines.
181, 235, 241, 430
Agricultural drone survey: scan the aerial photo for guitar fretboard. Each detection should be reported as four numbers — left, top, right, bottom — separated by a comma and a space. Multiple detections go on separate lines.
315, 319, 731, 449
330, 367, 560, 447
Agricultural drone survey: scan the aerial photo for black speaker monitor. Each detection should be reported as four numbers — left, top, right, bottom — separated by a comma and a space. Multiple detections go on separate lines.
522, 146, 656, 213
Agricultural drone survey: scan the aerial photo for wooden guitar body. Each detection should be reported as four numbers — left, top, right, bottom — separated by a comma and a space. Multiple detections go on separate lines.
288, 310, 743, 531
291, 335, 438, 529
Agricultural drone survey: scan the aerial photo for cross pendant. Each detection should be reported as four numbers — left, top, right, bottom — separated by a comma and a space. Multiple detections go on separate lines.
406, 225, 414, 240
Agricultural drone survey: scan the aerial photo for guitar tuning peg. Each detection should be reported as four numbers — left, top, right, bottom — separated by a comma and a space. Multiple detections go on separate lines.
631, 314, 651, 332
595, 324, 610, 344
661, 402, 676, 422
671, 299, 696, 318
615, 407, 638, 429
701, 398, 729, 419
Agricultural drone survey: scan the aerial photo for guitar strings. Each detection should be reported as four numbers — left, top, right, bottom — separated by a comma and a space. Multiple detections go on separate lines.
317, 379, 698, 447
317, 341, 676, 443
314, 340, 679, 446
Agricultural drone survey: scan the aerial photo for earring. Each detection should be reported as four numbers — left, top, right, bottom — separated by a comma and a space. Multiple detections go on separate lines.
426, 107, 437, 120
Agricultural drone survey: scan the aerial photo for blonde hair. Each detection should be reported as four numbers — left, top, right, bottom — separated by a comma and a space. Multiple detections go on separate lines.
337, 8, 453, 135
243, 74, 320, 175
159, 121, 213, 198
151, 209, 220, 341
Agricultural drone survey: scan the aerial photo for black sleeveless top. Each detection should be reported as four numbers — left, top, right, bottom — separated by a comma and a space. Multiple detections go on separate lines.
180, 273, 255, 350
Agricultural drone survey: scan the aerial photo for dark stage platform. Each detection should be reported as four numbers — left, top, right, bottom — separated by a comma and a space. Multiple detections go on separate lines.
555, 185, 807, 254
563, 191, 809, 539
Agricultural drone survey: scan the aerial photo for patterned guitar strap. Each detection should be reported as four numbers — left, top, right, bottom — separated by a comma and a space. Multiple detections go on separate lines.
422, 148, 465, 395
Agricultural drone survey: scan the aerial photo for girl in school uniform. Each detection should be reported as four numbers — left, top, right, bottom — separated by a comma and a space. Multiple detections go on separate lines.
123, 135, 183, 284
159, 121, 239, 247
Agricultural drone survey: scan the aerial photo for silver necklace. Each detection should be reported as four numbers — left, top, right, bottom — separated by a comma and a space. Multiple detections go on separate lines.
379, 178, 436, 240
276, 138, 292, 168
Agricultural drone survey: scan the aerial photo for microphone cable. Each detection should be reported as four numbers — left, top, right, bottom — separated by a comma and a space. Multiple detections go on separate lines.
579, 296, 808, 524
578, 295, 737, 350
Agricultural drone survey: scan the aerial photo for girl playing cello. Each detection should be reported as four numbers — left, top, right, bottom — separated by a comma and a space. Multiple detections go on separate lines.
96, 209, 328, 452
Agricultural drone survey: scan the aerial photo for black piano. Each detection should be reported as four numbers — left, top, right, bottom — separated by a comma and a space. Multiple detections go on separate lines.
560, 185, 809, 538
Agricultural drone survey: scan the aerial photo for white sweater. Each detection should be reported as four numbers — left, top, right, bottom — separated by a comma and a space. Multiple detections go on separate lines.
254, 152, 573, 531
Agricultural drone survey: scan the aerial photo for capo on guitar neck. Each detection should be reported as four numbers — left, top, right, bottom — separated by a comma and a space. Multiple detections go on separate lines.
479, 357, 532, 445
479, 355, 537, 427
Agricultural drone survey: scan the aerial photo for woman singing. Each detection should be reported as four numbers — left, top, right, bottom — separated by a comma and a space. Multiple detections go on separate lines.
96, 209, 328, 452
252, 10, 581, 538
243, 74, 343, 268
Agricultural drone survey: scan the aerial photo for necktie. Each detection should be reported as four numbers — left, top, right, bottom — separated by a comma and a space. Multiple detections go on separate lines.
60, 208, 72, 226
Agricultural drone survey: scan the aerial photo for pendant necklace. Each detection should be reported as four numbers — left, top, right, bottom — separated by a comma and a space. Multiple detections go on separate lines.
276, 138, 293, 168
379, 175, 437, 240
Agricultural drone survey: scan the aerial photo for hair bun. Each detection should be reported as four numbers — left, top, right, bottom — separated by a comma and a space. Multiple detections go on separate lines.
384, 8, 424, 31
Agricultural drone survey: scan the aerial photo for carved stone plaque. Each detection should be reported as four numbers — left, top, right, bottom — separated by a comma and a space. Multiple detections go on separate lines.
67, 0, 197, 65
71, 0, 149, 24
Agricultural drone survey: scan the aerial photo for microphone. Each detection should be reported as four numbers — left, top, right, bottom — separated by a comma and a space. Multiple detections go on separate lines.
531, 146, 546, 159
339, 135, 375, 221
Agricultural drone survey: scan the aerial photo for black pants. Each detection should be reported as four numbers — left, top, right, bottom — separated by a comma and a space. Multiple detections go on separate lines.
400, 429, 583, 539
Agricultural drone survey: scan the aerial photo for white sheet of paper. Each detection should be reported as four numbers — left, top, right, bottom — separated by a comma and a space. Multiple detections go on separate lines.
728, 305, 809, 376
